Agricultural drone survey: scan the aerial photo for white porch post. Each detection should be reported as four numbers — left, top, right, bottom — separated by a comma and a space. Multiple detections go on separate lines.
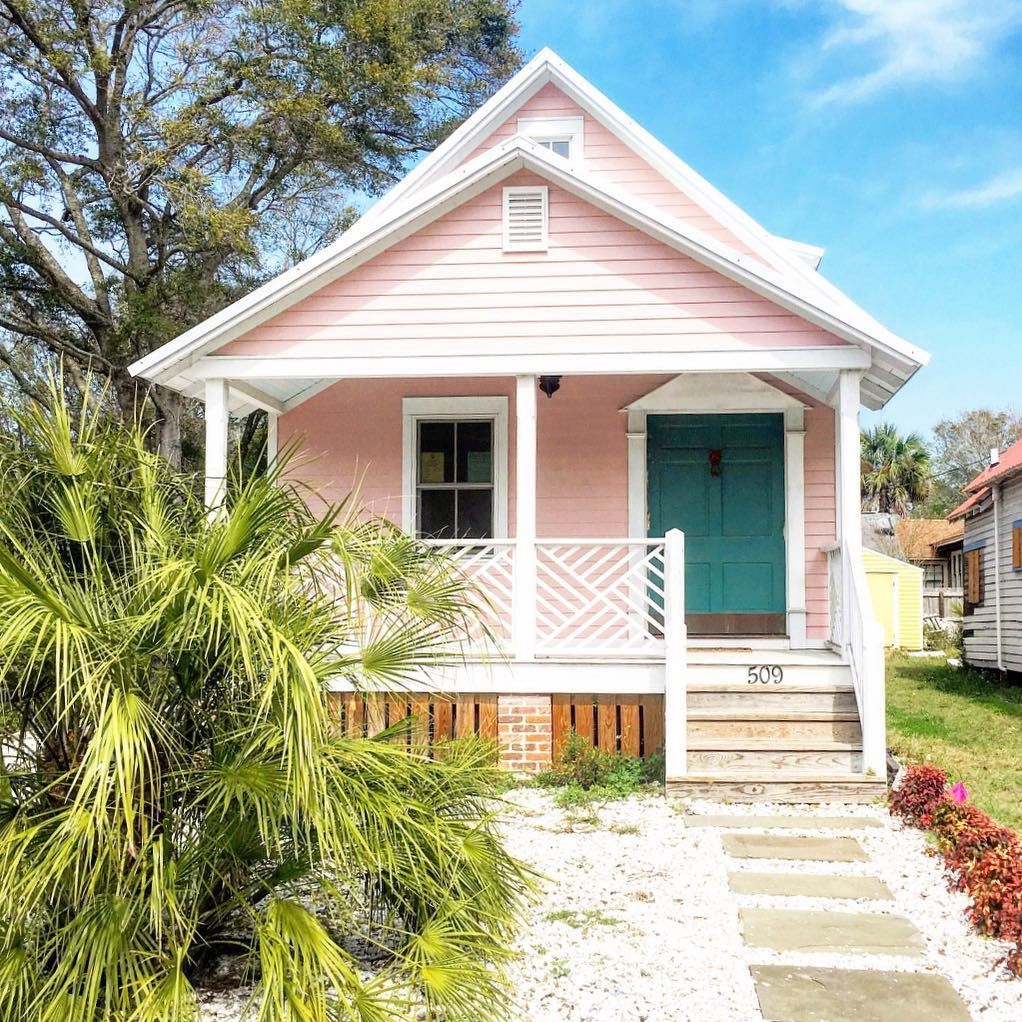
784, 409, 808, 648
204, 378, 230, 509
513, 375, 538, 661
836, 371, 862, 561
663, 528, 687, 779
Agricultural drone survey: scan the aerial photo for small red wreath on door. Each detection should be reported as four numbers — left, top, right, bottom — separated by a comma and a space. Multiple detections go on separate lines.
708, 449, 723, 477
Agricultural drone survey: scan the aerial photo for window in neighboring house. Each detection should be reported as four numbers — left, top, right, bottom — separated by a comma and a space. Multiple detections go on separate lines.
416, 419, 495, 539
965, 547, 984, 609
949, 550, 965, 590
1013, 521, 1022, 570
923, 562, 946, 589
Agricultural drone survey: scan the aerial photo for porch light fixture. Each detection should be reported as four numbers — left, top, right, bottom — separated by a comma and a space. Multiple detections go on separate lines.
539, 375, 562, 398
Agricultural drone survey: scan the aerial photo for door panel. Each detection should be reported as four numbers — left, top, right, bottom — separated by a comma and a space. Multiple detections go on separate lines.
648, 413, 786, 626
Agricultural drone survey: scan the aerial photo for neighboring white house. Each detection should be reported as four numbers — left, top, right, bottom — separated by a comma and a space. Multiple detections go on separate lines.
950, 438, 1022, 676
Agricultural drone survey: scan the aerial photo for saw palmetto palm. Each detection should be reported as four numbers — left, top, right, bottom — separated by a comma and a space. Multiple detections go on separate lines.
0, 383, 529, 1021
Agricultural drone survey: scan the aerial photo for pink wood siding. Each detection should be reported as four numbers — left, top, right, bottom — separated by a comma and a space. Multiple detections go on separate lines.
279, 374, 671, 536
805, 404, 837, 639
465, 82, 764, 259
220, 172, 848, 356
280, 375, 838, 641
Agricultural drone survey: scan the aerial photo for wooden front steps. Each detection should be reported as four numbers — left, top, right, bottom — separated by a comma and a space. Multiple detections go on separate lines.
671, 651, 886, 803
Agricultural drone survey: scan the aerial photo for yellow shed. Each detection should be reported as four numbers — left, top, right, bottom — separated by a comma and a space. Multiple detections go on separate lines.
862, 548, 924, 650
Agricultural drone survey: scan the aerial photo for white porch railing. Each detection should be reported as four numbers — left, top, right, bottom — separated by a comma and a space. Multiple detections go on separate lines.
535, 539, 668, 657
427, 530, 688, 772
826, 543, 886, 777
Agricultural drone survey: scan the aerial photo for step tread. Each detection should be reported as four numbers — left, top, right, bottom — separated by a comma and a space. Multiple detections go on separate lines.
688, 710, 860, 722
687, 738, 861, 752
687, 684, 855, 694
668, 772, 881, 784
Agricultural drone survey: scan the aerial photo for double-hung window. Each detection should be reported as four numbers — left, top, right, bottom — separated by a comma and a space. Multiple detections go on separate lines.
402, 397, 509, 540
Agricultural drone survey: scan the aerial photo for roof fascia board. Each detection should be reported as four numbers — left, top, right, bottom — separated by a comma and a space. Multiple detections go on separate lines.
357, 50, 555, 228
192, 346, 871, 381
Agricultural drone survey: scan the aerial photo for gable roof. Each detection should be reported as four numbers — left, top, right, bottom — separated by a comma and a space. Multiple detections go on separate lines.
129, 49, 929, 409
948, 436, 1022, 521
895, 518, 964, 560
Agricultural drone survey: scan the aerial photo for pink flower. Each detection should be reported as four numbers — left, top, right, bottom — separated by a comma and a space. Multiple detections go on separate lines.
950, 782, 969, 804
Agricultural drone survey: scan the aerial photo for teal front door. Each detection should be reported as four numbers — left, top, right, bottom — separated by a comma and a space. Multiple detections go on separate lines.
647, 413, 787, 635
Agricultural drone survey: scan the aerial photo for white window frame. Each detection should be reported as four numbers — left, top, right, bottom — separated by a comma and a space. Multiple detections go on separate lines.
517, 115, 584, 164
401, 396, 509, 538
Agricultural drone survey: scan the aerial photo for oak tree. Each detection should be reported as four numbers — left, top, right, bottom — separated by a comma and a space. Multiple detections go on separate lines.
0, 0, 520, 465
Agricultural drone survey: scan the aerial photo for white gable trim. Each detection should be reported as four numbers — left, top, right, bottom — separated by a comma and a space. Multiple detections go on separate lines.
131, 137, 923, 409
354, 49, 924, 374
624, 372, 807, 430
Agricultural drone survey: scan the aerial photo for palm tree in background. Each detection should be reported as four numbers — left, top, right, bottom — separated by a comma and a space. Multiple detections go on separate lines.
861, 422, 932, 515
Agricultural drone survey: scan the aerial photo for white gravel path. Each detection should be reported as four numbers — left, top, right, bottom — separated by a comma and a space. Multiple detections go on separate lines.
197, 788, 1022, 1021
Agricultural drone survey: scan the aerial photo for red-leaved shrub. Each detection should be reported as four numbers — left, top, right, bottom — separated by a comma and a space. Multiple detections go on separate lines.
889, 764, 948, 824
890, 765, 1022, 976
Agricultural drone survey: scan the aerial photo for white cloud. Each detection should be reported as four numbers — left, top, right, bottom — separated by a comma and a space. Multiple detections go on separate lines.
803, 0, 1022, 106
923, 168, 1022, 209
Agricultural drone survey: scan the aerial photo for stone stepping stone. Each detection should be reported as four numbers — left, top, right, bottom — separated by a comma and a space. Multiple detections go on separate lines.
729, 872, 893, 900
751, 964, 971, 1022
722, 833, 867, 862
741, 908, 925, 956
686, 814, 882, 830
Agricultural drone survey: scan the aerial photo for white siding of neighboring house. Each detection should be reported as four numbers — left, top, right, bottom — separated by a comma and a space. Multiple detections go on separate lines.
962, 473, 1022, 673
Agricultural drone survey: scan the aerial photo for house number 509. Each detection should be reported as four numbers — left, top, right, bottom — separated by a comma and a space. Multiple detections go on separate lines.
747, 666, 784, 685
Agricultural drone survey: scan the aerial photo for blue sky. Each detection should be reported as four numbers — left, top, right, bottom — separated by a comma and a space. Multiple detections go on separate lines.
514, 0, 1022, 436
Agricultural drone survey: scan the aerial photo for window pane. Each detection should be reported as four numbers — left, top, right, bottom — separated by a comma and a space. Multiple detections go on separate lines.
418, 422, 454, 483
457, 489, 493, 540
419, 489, 456, 538
536, 138, 571, 158
456, 420, 493, 483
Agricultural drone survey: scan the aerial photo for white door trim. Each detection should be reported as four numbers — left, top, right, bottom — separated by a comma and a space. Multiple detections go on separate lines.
625, 373, 809, 647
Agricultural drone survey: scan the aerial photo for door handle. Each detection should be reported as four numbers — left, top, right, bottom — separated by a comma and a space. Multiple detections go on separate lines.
708, 449, 723, 477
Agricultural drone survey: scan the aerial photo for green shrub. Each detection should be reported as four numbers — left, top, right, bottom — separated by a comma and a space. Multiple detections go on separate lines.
0, 383, 531, 1021
535, 730, 661, 805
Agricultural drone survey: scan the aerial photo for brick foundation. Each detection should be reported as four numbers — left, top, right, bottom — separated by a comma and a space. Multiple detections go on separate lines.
497, 694, 553, 773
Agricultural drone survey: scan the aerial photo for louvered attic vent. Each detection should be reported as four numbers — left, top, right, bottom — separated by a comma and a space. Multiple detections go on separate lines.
502, 186, 548, 252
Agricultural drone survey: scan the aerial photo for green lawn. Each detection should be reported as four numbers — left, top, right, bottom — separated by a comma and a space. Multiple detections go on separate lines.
886, 652, 1022, 832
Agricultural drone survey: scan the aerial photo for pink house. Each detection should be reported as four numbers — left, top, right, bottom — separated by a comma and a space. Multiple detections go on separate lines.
131, 50, 928, 800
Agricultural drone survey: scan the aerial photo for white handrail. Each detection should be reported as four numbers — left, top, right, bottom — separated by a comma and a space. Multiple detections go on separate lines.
828, 543, 886, 777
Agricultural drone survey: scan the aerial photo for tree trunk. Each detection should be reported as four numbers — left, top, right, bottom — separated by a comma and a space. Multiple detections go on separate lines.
153, 385, 185, 470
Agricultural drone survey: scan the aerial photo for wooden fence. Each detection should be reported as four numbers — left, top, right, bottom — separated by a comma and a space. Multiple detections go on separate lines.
551, 694, 664, 760
923, 588, 963, 622
328, 693, 498, 747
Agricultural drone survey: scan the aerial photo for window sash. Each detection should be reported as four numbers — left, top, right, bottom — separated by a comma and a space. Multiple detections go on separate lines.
415, 418, 495, 539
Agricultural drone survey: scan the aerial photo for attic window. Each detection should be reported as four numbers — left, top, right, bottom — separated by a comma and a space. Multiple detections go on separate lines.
517, 115, 584, 163
502, 186, 548, 252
